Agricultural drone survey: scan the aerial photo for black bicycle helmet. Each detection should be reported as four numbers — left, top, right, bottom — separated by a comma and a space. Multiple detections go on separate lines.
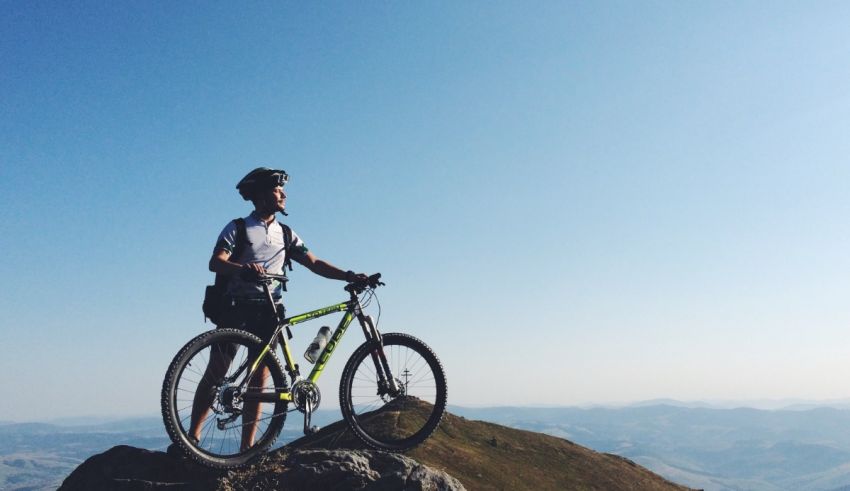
236, 167, 289, 201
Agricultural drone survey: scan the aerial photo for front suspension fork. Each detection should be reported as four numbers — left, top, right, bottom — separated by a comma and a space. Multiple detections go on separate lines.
356, 312, 400, 396
370, 346, 400, 396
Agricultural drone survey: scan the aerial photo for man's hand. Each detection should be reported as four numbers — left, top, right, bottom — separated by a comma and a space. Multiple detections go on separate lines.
241, 262, 267, 280
346, 270, 369, 283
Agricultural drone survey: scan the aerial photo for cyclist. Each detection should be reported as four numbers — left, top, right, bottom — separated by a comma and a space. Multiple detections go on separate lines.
188, 167, 368, 451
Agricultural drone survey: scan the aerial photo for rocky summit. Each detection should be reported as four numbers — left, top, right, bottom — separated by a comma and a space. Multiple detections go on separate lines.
59, 400, 693, 490
59, 445, 463, 490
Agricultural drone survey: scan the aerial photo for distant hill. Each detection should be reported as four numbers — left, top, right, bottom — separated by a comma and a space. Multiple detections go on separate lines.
58, 400, 690, 490
450, 405, 850, 491
0, 418, 170, 491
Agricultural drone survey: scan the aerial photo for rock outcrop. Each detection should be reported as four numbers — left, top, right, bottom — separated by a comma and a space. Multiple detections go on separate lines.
221, 449, 464, 491
58, 445, 465, 491
58, 445, 217, 490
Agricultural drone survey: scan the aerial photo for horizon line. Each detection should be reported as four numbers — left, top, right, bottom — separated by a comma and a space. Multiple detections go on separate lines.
7, 397, 850, 424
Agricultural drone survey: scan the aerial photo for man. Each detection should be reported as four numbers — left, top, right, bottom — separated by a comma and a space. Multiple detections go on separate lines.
188, 167, 368, 450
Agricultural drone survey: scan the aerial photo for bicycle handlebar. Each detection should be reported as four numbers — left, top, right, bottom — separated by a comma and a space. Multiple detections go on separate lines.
249, 272, 384, 293
345, 273, 384, 294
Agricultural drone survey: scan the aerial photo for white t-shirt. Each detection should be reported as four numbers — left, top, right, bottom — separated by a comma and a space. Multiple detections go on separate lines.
214, 213, 308, 299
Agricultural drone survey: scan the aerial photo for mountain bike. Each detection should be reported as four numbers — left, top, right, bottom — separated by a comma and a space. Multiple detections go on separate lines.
161, 273, 447, 468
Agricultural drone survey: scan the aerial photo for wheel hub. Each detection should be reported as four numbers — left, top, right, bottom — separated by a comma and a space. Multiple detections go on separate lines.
377, 378, 406, 401
214, 384, 243, 415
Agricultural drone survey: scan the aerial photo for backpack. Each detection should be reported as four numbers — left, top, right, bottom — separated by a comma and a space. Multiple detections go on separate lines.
202, 217, 293, 324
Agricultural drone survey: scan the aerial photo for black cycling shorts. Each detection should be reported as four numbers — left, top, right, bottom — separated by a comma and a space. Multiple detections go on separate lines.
218, 301, 284, 341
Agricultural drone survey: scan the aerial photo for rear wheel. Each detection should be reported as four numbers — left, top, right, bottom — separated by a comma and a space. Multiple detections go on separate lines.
161, 328, 288, 468
339, 333, 447, 451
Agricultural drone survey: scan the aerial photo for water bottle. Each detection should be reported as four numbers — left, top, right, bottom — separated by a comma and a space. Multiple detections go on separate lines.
304, 326, 332, 364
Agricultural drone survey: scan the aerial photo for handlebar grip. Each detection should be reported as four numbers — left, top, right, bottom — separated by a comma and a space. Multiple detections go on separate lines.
345, 272, 384, 293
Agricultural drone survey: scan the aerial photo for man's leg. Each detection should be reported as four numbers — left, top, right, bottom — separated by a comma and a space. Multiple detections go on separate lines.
239, 304, 282, 450
240, 365, 271, 451
189, 342, 235, 441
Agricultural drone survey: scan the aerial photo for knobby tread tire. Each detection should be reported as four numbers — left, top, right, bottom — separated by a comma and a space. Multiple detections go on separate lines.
339, 333, 447, 452
161, 328, 288, 469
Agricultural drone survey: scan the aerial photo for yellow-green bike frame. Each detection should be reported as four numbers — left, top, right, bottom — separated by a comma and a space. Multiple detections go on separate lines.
233, 274, 395, 406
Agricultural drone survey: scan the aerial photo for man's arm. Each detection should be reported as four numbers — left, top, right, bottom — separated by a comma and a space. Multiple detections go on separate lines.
210, 250, 265, 276
292, 251, 366, 282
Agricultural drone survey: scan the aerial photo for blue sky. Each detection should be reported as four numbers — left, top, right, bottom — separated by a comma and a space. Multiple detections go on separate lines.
2, 2, 850, 421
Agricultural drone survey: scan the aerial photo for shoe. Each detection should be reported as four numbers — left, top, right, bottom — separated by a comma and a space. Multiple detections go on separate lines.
166, 435, 199, 458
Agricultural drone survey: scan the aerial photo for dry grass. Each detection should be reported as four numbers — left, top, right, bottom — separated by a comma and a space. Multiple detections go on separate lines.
286, 400, 695, 491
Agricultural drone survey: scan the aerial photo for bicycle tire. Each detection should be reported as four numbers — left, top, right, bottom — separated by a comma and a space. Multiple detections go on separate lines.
339, 333, 447, 451
161, 328, 288, 468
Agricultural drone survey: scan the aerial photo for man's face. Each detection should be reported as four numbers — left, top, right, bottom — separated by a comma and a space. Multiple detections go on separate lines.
272, 186, 286, 211
255, 185, 286, 213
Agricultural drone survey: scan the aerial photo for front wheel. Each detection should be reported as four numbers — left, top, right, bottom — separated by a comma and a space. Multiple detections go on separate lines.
161, 328, 289, 468
339, 333, 447, 451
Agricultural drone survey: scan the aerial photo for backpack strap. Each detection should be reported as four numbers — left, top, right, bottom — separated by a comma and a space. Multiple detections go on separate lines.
233, 218, 249, 259
280, 221, 293, 272
213, 218, 249, 289
277, 221, 292, 293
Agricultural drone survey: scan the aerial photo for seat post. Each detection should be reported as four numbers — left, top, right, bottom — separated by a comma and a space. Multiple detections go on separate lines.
262, 281, 279, 318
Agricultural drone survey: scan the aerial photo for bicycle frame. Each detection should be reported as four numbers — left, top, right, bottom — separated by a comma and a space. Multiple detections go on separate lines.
235, 286, 390, 405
